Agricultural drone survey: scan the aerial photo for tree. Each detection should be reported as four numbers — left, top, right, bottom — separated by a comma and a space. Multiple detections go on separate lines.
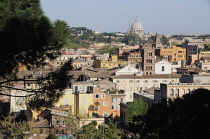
204, 43, 210, 49
160, 35, 169, 45
125, 98, 149, 135
46, 132, 58, 139
98, 45, 117, 54
0, 0, 70, 77
101, 122, 124, 139
76, 121, 124, 139
0, 0, 71, 108
125, 98, 149, 124
122, 34, 140, 45
0, 116, 30, 139
28, 60, 72, 109
142, 89, 210, 139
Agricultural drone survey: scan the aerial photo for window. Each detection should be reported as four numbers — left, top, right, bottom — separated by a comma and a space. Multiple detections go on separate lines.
175, 89, 179, 97
101, 94, 105, 99
163, 80, 167, 83
62, 129, 65, 134
143, 80, 148, 83
82, 99, 86, 106
170, 89, 174, 96
82, 108, 86, 114
74, 86, 78, 94
103, 113, 108, 117
153, 80, 158, 83
95, 94, 100, 99
120, 98, 124, 102
56, 129, 59, 134
87, 86, 93, 93
130, 87, 133, 91
129, 80, 133, 83
116, 80, 120, 83
136, 80, 140, 83
186, 89, 190, 94
130, 94, 132, 99
62, 121, 65, 127
103, 101, 109, 106
56, 120, 59, 125
40, 129, 43, 134
94, 106, 100, 110
64, 98, 68, 105
162, 66, 165, 71
146, 59, 152, 63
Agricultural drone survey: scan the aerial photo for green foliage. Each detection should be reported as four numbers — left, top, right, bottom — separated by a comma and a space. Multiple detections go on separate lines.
204, 43, 210, 49
0, 0, 70, 77
122, 34, 141, 45
147, 35, 168, 45
65, 42, 89, 49
171, 42, 179, 46
0, 116, 30, 139
90, 120, 97, 127
147, 36, 156, 44
98, 45, 117, 54
77, 121, 123, 139
160, 35, 169, 45
28, 60, 72, 109
142, 89, 210, 139
125, 98, 149, 124
46, 132, 58, 139
95, 102, 100, 106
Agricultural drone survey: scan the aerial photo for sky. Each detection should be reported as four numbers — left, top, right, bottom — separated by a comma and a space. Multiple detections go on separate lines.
41, 0, 210, 35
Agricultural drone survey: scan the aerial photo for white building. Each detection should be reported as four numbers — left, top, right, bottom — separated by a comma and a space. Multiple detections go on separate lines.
115, 64, 140, 75
112, 74, 181, 102
10, 91, 31, 115
155, 60, 172, 74
171, 60, 182, 73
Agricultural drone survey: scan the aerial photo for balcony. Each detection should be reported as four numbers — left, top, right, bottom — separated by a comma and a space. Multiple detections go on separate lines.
105, 89, 125, 95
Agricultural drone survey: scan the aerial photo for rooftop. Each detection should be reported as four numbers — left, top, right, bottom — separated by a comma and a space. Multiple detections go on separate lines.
112, 74, 182, 79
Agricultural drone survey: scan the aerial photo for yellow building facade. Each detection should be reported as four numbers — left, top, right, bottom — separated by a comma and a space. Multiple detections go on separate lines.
54, 89, 75, 114
28, 89, 94, 120
158, 46, 186, 62
95, 55, 127, 69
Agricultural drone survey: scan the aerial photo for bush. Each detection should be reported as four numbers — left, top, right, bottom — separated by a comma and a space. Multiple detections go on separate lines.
46, 132, 58, 139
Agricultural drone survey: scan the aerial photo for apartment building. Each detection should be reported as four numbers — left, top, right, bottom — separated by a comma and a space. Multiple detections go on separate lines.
156, 46, 186, 62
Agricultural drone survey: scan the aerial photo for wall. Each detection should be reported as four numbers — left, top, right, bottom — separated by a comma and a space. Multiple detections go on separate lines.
155, 61, 172, 74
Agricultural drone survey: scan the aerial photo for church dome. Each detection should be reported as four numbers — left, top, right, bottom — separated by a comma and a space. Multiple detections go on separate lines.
131, 17, 143, 29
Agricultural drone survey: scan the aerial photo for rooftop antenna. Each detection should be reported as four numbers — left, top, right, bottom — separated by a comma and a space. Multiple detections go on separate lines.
156, 29, 159, 34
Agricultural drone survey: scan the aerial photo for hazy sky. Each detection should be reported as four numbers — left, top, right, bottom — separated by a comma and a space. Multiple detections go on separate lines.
41, 0, 210, 35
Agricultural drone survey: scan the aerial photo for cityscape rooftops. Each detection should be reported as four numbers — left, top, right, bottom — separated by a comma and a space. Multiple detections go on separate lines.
112, 74, 182, 79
